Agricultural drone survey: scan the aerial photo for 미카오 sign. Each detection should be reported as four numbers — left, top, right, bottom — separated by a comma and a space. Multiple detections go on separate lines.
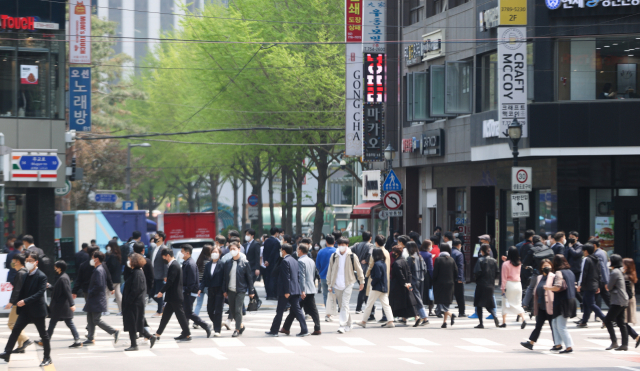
0, 16, 34, 30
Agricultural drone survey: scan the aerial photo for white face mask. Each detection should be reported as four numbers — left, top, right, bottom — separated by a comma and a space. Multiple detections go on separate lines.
106, 246, 111, 253
314, 245, 320, 251
230, 250, 239, 257
90, 259, 95, 267
25, 262, 35, 271
212, 253, 220, 260
339, 246, 347, 253
127, 261, 131, 268
245, 235, 251, 242
176, 252, 184, 264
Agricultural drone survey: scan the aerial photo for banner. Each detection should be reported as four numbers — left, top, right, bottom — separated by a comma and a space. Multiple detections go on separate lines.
20, 65, 38, 84
70, 67, 92, 131
69, 1, 91, 64
346, 0, 363, 42
497, 27, 527, 138
363, 104, 383, 161
363, 0, 385, 53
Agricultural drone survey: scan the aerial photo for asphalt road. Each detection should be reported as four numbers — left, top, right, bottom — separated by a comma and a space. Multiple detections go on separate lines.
2, 285, 640, 371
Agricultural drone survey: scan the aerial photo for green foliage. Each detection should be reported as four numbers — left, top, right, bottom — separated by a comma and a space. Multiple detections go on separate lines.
349, 235, 363, 245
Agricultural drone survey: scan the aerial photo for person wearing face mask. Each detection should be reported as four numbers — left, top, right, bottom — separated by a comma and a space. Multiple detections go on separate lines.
551, 232, 566, 256
603, 254, 629, 351
83, 251, 120, 346
243, 229, 262, 305
521, 259, 555, 350
576, 243, 605, 328
280, 243, 321, 335
389, 245, 418, 326
74, 243, 90, 280
154, 249, 191, 341
150, 231, 168, 318
0, 253, 51, 366
223, 242, 255, 337
122, 254, 157, 351
432, 243, 458, 328
263, 228, 281, 300
4, 253, 32, 353
563, 231, 584, 312
105, 241, 123, 315
72, 246, 98, 300
622, 258, 640, 348
418, 240, 434, 316
326, 237, 365, 333
473, 244, 500, 328
42, 260, 81, 348
180, 245, 212, 338
199, 246, 225, 336
545, 255, 576, 353
406, 242, 430, 326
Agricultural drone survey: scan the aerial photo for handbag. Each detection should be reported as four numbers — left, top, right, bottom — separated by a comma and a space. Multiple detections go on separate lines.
247, 297, 260, 312
325, 291, 339, 316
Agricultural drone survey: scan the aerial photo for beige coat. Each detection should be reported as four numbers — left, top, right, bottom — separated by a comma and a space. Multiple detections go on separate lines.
365, 247, 390, 296
626, 274, 637, 325
326, 248, 365, 290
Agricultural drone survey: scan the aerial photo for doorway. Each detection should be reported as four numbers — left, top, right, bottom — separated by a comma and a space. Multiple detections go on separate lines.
469, 186, 495, 282
614, 196, 640, 264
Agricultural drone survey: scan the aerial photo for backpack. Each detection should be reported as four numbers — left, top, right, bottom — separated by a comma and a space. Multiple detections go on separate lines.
332, 252, 357, 280
532, 246, 554, 269
625, 278, 635, 300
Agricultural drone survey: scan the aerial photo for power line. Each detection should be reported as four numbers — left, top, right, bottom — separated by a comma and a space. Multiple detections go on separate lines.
78, 127, 343, 140
128, 138, 345, 146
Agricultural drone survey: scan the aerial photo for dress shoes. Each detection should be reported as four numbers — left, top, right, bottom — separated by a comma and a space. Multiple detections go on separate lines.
520, 341, 534, 350
0, 352, 9, 363
311, 330, 321, 335
278, 328, 290, 335
39, 357, 52, 367
124, 346, 139, 351
264, 331, 279, 337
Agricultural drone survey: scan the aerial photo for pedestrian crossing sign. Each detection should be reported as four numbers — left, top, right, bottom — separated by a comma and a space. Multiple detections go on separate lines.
382, 169, 402, 192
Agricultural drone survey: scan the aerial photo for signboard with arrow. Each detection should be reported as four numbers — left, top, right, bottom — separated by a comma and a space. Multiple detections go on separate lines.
511, 193, 529, 218
383, 191, 402, 210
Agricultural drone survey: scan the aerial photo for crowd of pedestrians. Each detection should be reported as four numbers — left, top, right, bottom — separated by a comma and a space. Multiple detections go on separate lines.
0, 227, 637, 366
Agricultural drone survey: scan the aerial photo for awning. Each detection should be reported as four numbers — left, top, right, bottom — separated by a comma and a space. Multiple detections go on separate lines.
349, 201, 382, 219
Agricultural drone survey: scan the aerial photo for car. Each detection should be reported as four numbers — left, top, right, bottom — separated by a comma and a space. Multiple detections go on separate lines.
167, 238, 214, 262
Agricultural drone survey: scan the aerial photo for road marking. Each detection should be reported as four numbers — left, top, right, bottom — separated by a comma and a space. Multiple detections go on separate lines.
257, 347, 294, 354
212, 338, 245, 347
585, 339, 612, 347
124, 350, 156, 357
399, 358, 424, 365
322, 346, 363, 353
191, 348, 227, 359
338, 337, 375, 346
276, 338, 310, 346
59, 356, 108, 359
455, 346, 502, 353
389, 346, 432, 353
541, 351, 572, 358
462, 338, 502, 346
151, 342, 179, 349
400, 338, 440, 346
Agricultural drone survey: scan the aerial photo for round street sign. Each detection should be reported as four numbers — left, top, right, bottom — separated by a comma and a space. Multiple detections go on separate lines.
383, 191, 402, 210
247, 194, 259, 207
516, 169, 528, 183
54, 179, 71, 196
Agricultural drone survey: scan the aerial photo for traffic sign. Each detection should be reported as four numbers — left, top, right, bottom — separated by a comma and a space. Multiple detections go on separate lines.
379, 209, 403, 219
55, 179, 72, 196
511, 193, 530, 218
18, 155, 60, 171
512, 167, 532, 192
122, 201, 135, 210
383, 191, 402, 210
248, 206, 259, 220
382, 169, 402, 192
247, 194, 259, 207
10, 152, 61, 182
95, 193, 117, 203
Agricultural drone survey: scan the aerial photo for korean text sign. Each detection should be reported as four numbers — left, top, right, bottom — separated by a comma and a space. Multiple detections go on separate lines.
69, 1, 91, 64
363, 1, 386, 53
70, 67, 91, 131
497, 27, 527, 138
363, 103, 383, 161
346, 0, 363, 42
364, 53, 385, 104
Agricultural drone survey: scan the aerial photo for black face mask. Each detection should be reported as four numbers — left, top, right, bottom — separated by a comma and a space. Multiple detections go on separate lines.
568, 238, 576, 244
542, 267, 551, 274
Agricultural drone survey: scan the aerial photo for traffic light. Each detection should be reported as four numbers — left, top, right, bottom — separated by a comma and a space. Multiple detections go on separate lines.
69, 157, 77, 181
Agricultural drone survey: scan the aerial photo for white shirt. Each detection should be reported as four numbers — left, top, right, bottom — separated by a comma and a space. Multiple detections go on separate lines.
334, 251, 347, 291
229, 261, 238, 292
210, 262, 217, 276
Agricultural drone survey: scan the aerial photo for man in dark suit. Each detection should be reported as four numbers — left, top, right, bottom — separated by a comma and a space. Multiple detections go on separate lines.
150, 231, 168, 317
4, 253, 31, 353
244, 229, 262, 300
0, 253, 52, 366
5, 241, 25, 287
22, 235, 44, 259
74, 243, 90, 280
181, 244, 211, 338
154, 249, 191, 341
262, 227, 281, 300
266, 243, 308, 337
72, 247, 99, 299
199, 245, 225, 336
83, 251, 120, 346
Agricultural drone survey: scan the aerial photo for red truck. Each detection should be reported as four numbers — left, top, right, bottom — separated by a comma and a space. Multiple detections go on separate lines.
157, 213, 217, 261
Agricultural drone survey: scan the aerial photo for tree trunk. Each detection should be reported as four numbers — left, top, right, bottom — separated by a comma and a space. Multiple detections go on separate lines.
232, 176, 239, 227
280, 165, 288, 232
186, 181, 196, 212
242, 178, 247, 230
209, 171, 219, 231
286, 166, 294, 236
268, 158, 275, 229
251, 155, 264, 234
295, 166, 304, 236
148, 186, 154, 212
312, 149, 329, 246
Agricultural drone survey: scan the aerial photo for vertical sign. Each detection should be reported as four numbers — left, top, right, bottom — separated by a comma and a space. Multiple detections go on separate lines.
499, 0, 527, 25
345, 0, 363, 156
69, 1, 91, 64
364, 53, 385, 104
363, 104, 383, 161
363, 1, 386, 53
497, 27, 527, 138
69, 67, 91, 131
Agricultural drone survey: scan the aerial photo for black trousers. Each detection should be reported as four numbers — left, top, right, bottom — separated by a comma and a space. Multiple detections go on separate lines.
5, 314, 50, 358
454, 281, 466, 315
283, 294, 320, 332
87, 312, 116, 341
206, 287, 225, 333
183, 293, 208, 330
476, 307, 497, 325
48, 317, 80, 340
356, 276, 375, 313
596, 281, 612, 309
605, 304, 628, 346
152, 279, 165, 314
269, 295, 308, 334
129, 328, 152, 347
529, 309, 553, 342
263, 270, 275, 298
156, 301, 190, 336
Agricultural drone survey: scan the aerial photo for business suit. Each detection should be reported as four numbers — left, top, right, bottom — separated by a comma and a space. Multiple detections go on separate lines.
282, 255, 320, 333
269, 254, 308, 334
244, 239, 262, 302
451, 247, 466, 315
156, 260, 190, 337
200, 260, 225, 332
7, 267, 29, 348
74, 250, 90, 280
84, 264, 117, 341
150, 245, 168, 314
47, 273, 79, 341
262, 237, 280, 299
182, 257, 209, 334
4, 268, 50, 358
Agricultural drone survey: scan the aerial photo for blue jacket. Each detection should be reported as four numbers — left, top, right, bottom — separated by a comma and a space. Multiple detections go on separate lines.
370, 260, 388, 293
551, 243, 564, 256
451, 248, 464, 282
420, 251, 433, 278
315, 246, 336, 280
182, 257, 200, 294
278, 255, 301, 297
593, 248, 610, 284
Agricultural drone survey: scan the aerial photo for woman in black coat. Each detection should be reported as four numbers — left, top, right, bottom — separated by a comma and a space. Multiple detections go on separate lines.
433, 244, 458, 328
122, 254, 156, 351
473, 244, 500, 328
45, 260, 82, 348
389, 246, 417, 322
407, 242, 429, 327
105, 241, 122, 314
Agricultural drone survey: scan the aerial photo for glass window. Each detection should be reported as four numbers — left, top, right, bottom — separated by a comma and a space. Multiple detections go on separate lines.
445, 61, 472, 114
413, 71, 430, 121
557, 35, 640, 101
535, 189, 557, 236
527, 43, 534, 102
481, 53, 497, 112
18, 49, 49, 118
0, 47, 16, 117
430, 65, 454, 117
406, 74, 413, 121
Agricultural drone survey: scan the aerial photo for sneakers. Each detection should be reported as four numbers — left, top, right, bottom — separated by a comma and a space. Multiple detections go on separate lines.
124, 346, 139, 351
151, 312, 163, 318
224, 319, 232, 330
305, 315, 312, 321
355, 310, 363, 314
354, 321, 366, 328
69, 340, 83, 348
213, 332, 221, 337
367, 316, 377, 322
344, 325, 351, 332
381, 322, 395, 328
474, 324, 484, 329
325, 315, 333, 322
113, 330, 120, 344
82, 339, 95, 346
337, 327, 346, 334
520, 341, 534, 350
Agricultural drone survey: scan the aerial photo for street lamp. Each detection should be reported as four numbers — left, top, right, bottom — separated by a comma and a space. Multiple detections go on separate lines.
384, 144, 395, 170
507, 118, 522, 246
126, 143, 151, 202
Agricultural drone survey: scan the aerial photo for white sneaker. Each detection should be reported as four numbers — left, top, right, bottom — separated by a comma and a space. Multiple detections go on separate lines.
344, 325, 351, 332
325, 315, 333, 322
224, 319, 232, 330
337, 327, 345, 334
213, 332, 221, 337
305, 315, 312, 321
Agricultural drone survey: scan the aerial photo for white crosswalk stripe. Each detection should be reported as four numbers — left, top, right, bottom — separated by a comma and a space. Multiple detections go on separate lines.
322, 346, 363, 353
257, 346, 294, 354
462, 338, 503, 346
400, 338, 440, 346
337, 337, 375, 346
456, 346, 502, 353
389, 346, 432, 353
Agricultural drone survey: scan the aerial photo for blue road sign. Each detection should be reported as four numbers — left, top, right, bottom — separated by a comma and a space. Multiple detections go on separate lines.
95, 193, 117, 203
122, 201, 135, 210
248, 194, 259, 207
69, 67, 92, 132
382, 169, 402, 192
19, 155, 60, 171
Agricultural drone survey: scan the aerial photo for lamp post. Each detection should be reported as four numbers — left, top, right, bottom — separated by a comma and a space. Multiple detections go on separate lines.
384, 144, 395, 170
507, 118, 523, 244
126, 143, 151, 202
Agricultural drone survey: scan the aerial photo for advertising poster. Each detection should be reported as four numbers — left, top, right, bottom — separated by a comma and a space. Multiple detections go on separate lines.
20, 65, 38, 84
69, 1, 91, 64
362, 170, 381, 201
595, 216, 614, 250
497, 26, 528, 138
69, 67, 92, 131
